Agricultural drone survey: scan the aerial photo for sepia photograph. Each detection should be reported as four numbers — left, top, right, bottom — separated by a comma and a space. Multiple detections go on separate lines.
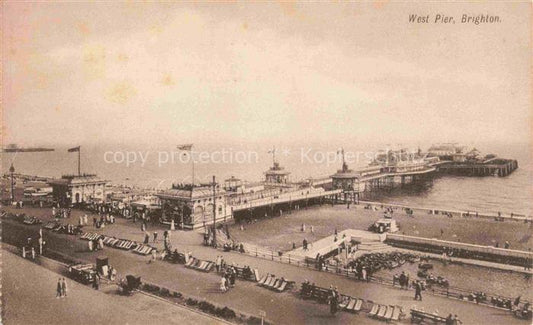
1, 1, 531, 324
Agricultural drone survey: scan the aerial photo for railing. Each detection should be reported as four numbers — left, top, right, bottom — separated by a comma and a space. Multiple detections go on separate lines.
357, 200, 533, 222
218, 243, 530, 311
230, 189, 342, 211
240, 243, 307, 266
386, 234, 533, 260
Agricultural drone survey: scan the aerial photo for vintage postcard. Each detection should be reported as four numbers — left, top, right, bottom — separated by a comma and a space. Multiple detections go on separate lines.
1, 1, 531, 324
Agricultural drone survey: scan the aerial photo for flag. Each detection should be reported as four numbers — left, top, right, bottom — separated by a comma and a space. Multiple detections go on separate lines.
177, 144, 193, 151
67, 146, 80, 152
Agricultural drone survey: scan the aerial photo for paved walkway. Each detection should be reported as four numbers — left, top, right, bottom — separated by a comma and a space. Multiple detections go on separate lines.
2, 249, 221, 325
3, 207, 528, 325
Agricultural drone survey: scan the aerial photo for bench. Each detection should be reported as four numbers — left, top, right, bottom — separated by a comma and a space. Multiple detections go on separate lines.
185, 258, 199, 268
369, 304, 403, 322
410, 309, 449, 324
266, 279, 281, 289
108, 238, 134, 250
263, 276, 276, 288
234, 266, 260, 282
80, 232, 100, 241
258, 274, 270, 286
300, 283, 335, 303
383, 305, 394, 321
164, 251, 186, 264
194, 261, 214, 272
44, 221, 57, 230
376, 305, 387, 319
338, 296, 364, 313
258, 275, 294, 293
133, 245, 154, 255
368, 304, 379, 317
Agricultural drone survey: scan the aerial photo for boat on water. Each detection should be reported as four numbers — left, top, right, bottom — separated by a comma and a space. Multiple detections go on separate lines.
2, 144, 54, 153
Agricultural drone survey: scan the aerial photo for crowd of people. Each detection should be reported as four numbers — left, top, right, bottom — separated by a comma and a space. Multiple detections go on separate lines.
219, 266, 237, 292
346, 251, 420, 275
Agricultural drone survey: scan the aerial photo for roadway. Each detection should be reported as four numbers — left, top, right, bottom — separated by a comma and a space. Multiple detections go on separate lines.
2, 249, 223, 325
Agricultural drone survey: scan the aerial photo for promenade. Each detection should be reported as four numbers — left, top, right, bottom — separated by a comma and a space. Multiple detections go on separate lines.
3, 205, 529, 324
2, 249, 220, 325
228, 204, 533, 253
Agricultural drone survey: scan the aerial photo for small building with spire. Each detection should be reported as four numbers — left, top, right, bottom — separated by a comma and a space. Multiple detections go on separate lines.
331, 161, 359, 192
264, 162, 290, 187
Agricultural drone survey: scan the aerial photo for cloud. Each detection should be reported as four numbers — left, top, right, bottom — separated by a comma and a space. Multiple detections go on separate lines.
2, 2, 530, 147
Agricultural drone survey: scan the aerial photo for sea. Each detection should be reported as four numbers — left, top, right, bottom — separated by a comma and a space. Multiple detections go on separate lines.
2, 141, 531, 216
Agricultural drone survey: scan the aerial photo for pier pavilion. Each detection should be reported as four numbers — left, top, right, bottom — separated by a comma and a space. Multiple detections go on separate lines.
157, 184, 231, 230
330, 162, 377, 203
329, 149, 437, 202
48, 174, 107, 206
264, 162, 291, 187
226, 160, 342, 221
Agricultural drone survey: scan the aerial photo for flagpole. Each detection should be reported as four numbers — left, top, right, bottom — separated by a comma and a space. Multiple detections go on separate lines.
192, 150, 195, 187
78, 146, 81, 176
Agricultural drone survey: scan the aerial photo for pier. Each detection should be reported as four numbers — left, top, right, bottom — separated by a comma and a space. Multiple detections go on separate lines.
3, 144, 523, 230
435, 159, 518, 177
427, 144, 518, 177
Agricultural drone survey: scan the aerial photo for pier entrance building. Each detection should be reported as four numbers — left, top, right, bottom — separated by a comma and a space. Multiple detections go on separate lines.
49, 174, 107, 206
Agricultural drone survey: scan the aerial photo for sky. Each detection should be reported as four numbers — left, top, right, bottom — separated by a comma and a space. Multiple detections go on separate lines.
2, 1, 531, 148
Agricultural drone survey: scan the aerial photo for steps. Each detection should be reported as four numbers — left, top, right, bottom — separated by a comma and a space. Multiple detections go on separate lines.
357, 241, 394, 253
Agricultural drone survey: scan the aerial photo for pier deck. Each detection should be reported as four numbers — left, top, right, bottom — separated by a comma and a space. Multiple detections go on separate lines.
435, 159, 518, 177
231, 188, 342, 212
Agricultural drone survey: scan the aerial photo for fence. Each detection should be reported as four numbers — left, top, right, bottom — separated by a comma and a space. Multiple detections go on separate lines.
221, 243, 530, 311
358, 200, 533, 223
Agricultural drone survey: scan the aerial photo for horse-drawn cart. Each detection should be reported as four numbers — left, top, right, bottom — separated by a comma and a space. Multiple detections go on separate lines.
68, 263, 97, 285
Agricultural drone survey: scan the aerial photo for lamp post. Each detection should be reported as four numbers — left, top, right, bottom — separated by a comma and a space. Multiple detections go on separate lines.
212, 175, 217, 247
9, 163, 15, 204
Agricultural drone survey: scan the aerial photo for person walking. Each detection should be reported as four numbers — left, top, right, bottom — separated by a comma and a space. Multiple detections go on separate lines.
61, 278, 67, 297
93, 274, 100, 290
153, 231, 158, 243
220, 276, 227, 292
329, 290, 338, 315
215, 256, 221, 273
144, 232, 150, 244
414, 281, 422, 301
446, 314, 454, 325
56, 278, 62, 298
38, 237, 43, 255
